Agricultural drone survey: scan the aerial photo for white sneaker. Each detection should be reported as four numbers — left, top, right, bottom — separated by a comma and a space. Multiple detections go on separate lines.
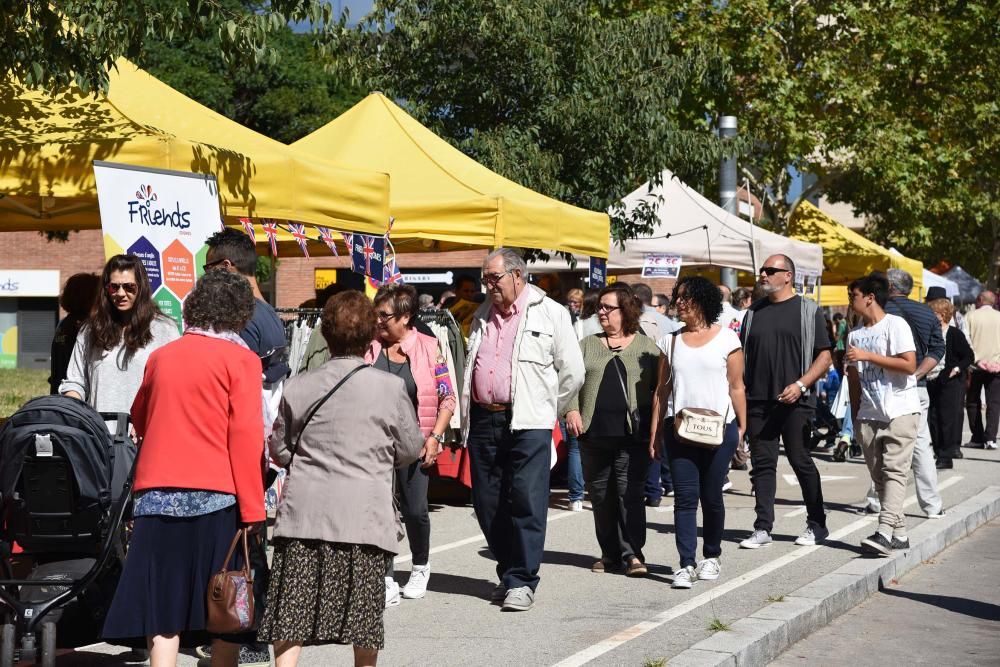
401, 564, 430, 599
385, 577, 400, 607
739, 529, 772, 549
672, 565, 697, 589
794, 524, 829, 546
569, 500, 584, 512
927, 509, 946, 519
721, 478, 733, 492
697, 558, 720, 581
986, 441, 998, 450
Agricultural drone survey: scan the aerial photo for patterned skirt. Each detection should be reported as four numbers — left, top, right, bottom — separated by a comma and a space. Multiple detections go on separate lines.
257, 538, 390, 650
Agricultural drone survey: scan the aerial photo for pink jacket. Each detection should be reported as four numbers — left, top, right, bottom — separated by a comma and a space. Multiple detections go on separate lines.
366, 329, 456, 436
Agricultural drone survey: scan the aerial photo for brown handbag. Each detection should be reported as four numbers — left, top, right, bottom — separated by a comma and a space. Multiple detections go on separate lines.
206, 528, 256, 634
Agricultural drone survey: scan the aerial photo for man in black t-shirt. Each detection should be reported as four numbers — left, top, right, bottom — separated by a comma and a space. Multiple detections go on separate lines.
739, 254, 832, 550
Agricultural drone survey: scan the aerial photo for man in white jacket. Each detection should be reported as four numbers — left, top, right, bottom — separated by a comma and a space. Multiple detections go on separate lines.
461, 248, 585, 612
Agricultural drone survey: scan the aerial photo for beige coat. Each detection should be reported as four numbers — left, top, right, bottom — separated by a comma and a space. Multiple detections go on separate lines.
269, 356, 424, 554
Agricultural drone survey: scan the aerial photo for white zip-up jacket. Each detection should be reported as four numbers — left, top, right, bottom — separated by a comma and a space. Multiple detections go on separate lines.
461, 284, 585, 442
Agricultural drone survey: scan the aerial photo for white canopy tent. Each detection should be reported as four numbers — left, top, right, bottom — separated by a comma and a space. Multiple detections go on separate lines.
530, 169, 824, 277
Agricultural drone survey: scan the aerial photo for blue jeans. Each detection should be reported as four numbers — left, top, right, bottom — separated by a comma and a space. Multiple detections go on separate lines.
560, 421, 584, 502
665, 419, 739, 568
840, 408, 854, 440
645, 433, 673, 500
467, 406, 552, 592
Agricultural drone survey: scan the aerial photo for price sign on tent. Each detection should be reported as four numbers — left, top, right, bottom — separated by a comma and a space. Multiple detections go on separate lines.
351, 235, 385, 279
589, 257, 607, 288
641, 253, 682, 279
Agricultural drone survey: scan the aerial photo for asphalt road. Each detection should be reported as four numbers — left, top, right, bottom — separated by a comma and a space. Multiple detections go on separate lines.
62, 434, 1000, 666
770, 518, 1000, 667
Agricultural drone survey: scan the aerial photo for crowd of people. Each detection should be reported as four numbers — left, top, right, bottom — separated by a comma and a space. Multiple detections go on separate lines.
43, 240, 1000, 666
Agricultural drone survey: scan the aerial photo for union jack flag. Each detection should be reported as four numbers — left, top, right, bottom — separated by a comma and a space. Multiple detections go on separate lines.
382, 241, 402, 284
239, 218, 256, 243
261, 220, 279, 256
318, 227, 339, 256
341, 232, 354, 250
289, 223, 310, 258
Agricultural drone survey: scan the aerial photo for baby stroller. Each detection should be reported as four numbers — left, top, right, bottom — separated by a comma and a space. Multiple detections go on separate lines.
0, 396, 137, 667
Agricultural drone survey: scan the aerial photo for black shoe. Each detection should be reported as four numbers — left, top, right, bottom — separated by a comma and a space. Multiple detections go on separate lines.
832, 440, 848, 462
731, 462, 748, 471
849, 444, 862, 458
954, 450, 964, 459
891, 536, 910, 550
936, 459, 953, 470
645, 497, 662, 508
861, 532, 892, 557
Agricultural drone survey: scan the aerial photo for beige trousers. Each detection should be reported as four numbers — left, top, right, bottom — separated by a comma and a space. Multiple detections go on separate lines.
858, 414, 920, 537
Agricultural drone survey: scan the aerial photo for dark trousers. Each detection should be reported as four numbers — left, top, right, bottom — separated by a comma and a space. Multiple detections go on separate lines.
580, 436, 648, 565
467, 406, 551, 591
397, 461, 431, 566
644, 445, 674, 500
928, 373, 967, 461
748, 401, 826, 532
665, 419, 739, 568
967, 369, 1000, 444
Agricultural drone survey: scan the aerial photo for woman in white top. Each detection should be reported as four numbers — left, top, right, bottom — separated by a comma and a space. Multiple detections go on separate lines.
649, 277, 747, 589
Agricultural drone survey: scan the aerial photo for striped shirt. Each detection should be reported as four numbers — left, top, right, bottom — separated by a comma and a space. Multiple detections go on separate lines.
885, 296, 945, 385
471, 286, 531, 405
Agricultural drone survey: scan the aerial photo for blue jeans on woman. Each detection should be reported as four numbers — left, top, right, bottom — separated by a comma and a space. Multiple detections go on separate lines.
561, 421, 584, 502
665, 419, 739, 569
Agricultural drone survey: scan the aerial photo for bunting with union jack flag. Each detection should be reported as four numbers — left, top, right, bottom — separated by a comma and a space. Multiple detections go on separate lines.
288, 223, 310, 258
261, 220, 279, 256
318, 227, 339, 256
239, 218, 256, 243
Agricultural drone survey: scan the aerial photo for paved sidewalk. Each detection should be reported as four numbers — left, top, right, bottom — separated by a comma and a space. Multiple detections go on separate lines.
771, 519, 1000, 666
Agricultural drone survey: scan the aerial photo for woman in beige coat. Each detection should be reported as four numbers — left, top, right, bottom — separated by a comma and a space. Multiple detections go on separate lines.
258, 291, 423, 667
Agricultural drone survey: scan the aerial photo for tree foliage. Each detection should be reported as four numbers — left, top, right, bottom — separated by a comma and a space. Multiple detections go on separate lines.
602, 0, 1000, 283
138, 2, 364, 144
340, 0, 743, 249
1, 0, 349, 94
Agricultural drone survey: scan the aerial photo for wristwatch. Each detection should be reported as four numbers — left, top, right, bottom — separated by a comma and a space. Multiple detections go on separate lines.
431, 432, 446, 445
795, 380, 807, 394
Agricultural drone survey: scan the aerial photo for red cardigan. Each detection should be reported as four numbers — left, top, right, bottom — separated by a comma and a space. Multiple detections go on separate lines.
131, 333, 265, 523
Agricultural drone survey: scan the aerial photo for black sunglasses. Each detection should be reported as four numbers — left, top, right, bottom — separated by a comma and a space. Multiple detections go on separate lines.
760, 266, 791, 276
203, 258, 230, 272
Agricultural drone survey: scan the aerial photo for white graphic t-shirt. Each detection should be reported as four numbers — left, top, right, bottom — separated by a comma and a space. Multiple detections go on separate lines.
846, 313, 919, 421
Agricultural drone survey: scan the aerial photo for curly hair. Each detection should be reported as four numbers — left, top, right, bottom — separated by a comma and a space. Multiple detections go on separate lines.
598, 283, 644, 334
373, 283, 418, 325
927, 297, 954, 323
672, 276, 723, 325
322, 290, 376, 357
183, 271, 254, 332
89, 255, 163, 369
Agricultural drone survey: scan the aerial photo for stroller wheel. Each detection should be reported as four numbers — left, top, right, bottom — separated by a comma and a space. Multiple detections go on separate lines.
0, 623, 13, 667
40, 623, 56, 667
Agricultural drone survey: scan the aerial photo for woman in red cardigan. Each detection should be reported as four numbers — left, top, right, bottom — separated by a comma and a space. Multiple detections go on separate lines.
102, 270, 264, 667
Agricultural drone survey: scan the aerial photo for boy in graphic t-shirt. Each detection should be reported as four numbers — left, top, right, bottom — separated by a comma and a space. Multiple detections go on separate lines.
845, 273, 920, 557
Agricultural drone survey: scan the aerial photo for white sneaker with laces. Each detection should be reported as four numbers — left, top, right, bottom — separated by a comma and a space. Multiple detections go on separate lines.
697, 558, 721, 581
794, 523, 829, 546
569, 500, 584, 512
672, 565, 697, 589
721, 478, 733, 492
739, 529, 772, 549
402, 564, 431, 599
986, 441, 998, 450
385, 577, 400, 607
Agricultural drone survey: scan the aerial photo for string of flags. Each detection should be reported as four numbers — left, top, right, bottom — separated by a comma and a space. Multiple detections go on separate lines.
237, 217, 404, 286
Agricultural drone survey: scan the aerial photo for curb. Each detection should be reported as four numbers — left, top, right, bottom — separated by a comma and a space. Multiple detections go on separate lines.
667, 485, 1000, 667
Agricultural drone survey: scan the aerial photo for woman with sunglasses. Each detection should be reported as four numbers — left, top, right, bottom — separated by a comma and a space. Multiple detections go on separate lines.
366, 283, 456, 603
60, 254, 179, 413
564, 283, 661, 576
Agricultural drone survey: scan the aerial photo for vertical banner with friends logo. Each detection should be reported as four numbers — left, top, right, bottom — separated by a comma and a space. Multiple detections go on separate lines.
93, 161, 222, 331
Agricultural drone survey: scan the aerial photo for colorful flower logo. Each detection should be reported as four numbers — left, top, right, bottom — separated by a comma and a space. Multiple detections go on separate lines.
135, 184, 157, 201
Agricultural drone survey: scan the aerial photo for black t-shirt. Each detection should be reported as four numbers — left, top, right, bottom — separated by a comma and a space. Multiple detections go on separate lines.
240, 299, 291, 385
744, 296, 830, 403
586, 357, 629, 438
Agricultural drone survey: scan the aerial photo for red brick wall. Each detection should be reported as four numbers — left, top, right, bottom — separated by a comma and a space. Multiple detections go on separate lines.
0, 230, 106, 275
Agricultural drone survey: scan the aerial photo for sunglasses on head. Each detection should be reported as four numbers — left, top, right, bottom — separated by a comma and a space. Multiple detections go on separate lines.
106, 282, 138, 295
759, 266, 790, 276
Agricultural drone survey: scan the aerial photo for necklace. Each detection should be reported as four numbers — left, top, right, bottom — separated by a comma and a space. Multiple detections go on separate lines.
382, 350, 409, 376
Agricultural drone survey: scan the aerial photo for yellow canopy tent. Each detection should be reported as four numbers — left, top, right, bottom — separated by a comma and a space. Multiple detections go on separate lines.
788, 201, 923, 306
290, 92, 609, 258
0, 60, 390, 235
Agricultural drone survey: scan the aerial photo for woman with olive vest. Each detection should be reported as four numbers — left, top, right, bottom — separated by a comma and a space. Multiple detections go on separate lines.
366, 283, 456, 603
565, 283, 661, 577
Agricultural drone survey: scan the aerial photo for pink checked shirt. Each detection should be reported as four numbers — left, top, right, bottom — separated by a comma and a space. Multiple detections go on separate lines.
471, 286, 531, 405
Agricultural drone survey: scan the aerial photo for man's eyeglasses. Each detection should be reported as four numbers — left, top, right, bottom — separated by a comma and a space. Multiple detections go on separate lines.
202, 258, 230, 272
106, 282, 138, 295
376, 311, 398, 322
759, 266, 790, 276
482, 271, 510, 286
596, 303, 620, 313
